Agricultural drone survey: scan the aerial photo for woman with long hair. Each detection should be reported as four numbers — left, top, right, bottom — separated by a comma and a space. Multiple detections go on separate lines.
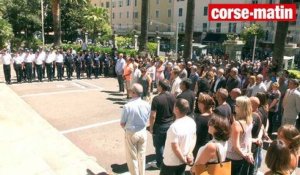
226, 96, 254, 174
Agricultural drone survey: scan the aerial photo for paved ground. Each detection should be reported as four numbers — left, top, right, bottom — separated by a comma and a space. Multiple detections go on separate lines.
1, 64, 299, 175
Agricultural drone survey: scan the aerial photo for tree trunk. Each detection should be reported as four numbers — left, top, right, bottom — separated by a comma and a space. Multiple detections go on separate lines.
139, 0, 148, 53
183, 0, 195, 62
52, 0, 61, 46
272, 0, 291, 72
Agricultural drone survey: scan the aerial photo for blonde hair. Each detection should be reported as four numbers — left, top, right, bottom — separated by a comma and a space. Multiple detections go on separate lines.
235, 96, 253, 124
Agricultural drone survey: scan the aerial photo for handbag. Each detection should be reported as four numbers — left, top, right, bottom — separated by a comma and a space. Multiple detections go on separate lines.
193, 145, 231, 175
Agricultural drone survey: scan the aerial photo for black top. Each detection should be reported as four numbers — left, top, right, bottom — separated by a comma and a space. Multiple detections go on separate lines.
214, 103, 233, 123
226, 97, 236, 115
151, 92, 176, 127
226, 76, 241, 92
193, 113, 212, 157
177, 89, 195, 115
258, 106, 268, 127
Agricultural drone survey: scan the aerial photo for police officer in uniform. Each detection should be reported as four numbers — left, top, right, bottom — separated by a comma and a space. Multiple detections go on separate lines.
74, 51, 82, 79
64, 49, 74, 80
35, 48, 46, 82
84, 51, 93, 79
93, 52, 100, 78
24, 49, 34, 83
13, 51, 24, 83
56, 50, 64, 81
1, 49, 12, 84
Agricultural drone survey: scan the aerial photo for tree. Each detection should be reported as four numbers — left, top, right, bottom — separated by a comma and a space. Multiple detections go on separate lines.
272, 0, 292, 72
84, 6, 111, 43
183, 0, 195, 61
51, 0, 87, 46
240, 23, 264, 59
0, 17, 13, 49
139, 0, 149, 53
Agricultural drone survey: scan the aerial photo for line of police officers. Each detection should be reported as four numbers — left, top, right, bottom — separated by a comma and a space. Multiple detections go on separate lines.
0, 48, 112, 84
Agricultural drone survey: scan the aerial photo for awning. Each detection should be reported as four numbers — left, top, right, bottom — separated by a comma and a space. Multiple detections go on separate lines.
202, 33, 228, 43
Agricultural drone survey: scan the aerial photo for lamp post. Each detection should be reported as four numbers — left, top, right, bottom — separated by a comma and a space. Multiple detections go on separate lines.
156, 35, 161, 56
252, 34, 257, 63
41, 0, 45, 46
175, 22, 179, 55
134, 35, 138, 51
98, 32, 101, 45
85, 32, 88, 44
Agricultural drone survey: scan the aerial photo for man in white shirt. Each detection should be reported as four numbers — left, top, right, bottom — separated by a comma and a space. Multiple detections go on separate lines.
160, 98, 196, 175
282, 79, 300, 125
24, 49, 35, 82
45, 49, 55, 81
171, 67, 182, 97
55, 50, 64, 81
115, 53, 126, 92
13, 51, 24, 83
35, 48, 46, 82
251, 74, 267, 96
1, 49, 12, 84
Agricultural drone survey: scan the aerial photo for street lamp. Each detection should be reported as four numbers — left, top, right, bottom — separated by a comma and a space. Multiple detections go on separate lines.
252, 34, 257, 63
134, 35, 138, 51
41, 0, 45, 46
156, 32, 161, 56
98, 32, 102, 45
85, 32, 88, 44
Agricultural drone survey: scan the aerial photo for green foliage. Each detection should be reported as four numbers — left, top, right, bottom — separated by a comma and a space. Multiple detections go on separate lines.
288, 70, 300, 79
116, 36, 133, 48
0, 17, 13, 49
147, 42, 158, 56
240, 24, 264, 41
11, 36, 42, 51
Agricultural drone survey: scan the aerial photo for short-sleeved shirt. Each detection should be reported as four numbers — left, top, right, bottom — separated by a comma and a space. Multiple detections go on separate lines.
163, 116, 196, 166
268, 90, 281, 112
151, 92, 176, 128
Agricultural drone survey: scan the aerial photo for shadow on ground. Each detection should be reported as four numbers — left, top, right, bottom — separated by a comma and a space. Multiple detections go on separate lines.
111, 163, 128, 174
86, 169, 109, 175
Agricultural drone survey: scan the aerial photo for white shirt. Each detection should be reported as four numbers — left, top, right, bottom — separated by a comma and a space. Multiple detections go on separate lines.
251, 82, 267, 96
163, 116, 196, 166
55, 53, 64, 63
115, 58, 125, 75
24, 53, 35, 63
171, 76, 182, 96
147, 66, 156, 81
132, 68, 141, 84
1, 53, 12, 65
13, 54, 24, 64
45, 52, 56, 63
196, 139, 228, 163
35, 51, 46, 65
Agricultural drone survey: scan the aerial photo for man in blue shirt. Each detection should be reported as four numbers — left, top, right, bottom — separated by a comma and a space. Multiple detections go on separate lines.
120, 83, 151, 175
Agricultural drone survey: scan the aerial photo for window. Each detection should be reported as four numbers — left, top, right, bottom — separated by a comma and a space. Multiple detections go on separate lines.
179, 22, 184, 32
127, 11, 129, 18
168, 9, 172, 17
134, 0, 137, 6
119, 24, 121, 29
119, 12, 122, 18
252, 0, 258, 4
179, 8, 183, 17
168, 24, 171, 32
127, 0, 130, 6
156, 0, 159, 4
269, 0, 273, 3
203, 23, 207, 32
94, 3, 96, 6
232, 23, 236, 33
204, 6, 208, 16
112, 13, 115, 19
156, 10, 159, 18
112, 2, 115, 8
156, 25, 159, 31
134, 12, 138, 18
119, 0, 123, 7
101, 2, 104, 7
169, 0, 172, 2
216, 23, 221, 33
106, 2, 110, 8
177, 0, 184, 1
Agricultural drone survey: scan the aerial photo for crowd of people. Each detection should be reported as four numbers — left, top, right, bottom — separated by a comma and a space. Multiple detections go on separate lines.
117, 53, 300, 175
1, 47, 300, 175
0, 47, 114, 84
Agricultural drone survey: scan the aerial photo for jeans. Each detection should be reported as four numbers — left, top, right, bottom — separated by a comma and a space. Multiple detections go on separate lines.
160, 163, 186, 175
117, 74, 125, 92
226, 158, 249, 175
153, 125, 170, 168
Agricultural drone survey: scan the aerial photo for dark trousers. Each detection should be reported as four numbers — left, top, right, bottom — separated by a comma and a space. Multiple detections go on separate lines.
3, 64, 11, 84
268, 111, 278, 135
25, 63, 32, 82
248, 145, 260, 175
32, 64, 36, 79
52, 64, 56, 78
36, 64, 43, 81
15, 64, 23, 83
94, 65, 100, 78
153, 125, 169, 167
117, 74, 125, 92
227, 158, 249, 175
86, 64, 92, 78
160, 163, 186, 175
66, 64, 73, 79
76, 65, 81, 79
56, 63, 63, 80
42, 65, 46, 78
104, 66, 109, 77
46, 63, 53, 81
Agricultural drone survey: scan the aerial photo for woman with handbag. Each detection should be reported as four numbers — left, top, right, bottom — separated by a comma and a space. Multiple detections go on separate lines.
226, 96, 254, 175
191, 115, 231, 175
